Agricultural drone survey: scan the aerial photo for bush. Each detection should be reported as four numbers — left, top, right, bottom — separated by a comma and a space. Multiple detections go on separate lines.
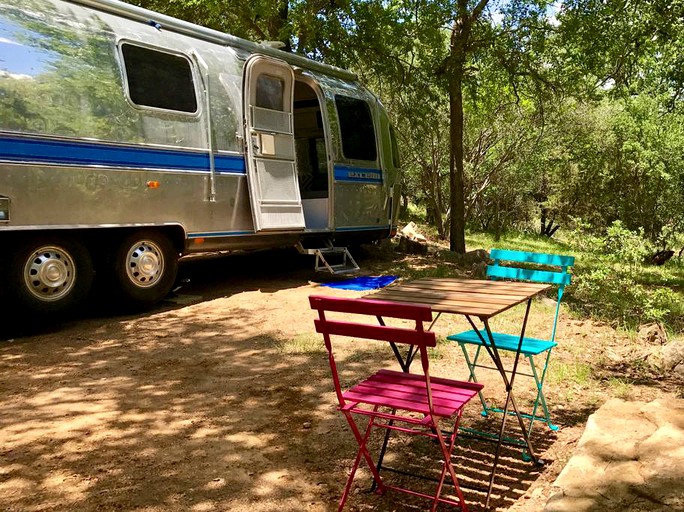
572, 261, 683, 330
568, 220, 683, 332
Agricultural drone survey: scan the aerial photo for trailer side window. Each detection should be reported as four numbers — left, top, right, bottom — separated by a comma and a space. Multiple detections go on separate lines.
121, 44, 198, 114
335, 95, 377, 161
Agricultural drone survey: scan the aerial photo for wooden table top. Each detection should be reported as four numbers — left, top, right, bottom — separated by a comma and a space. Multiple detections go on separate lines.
368, 277, 550, 319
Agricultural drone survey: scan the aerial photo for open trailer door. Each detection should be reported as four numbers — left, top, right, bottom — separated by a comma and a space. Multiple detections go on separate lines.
243, 55, 305, 231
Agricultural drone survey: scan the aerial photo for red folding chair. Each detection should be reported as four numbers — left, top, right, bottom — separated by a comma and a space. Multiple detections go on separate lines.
310, 295, 483, 511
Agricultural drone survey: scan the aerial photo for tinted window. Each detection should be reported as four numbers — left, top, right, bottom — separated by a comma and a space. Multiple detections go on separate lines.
121, 44, 197, 113
335, 95, 377, 161
256, 75, 284, 111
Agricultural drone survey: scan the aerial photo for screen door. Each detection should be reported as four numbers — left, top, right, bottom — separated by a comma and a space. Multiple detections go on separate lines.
243, 56, 305, 231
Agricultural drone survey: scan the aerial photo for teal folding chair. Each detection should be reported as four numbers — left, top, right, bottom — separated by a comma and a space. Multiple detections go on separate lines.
447, 248, 574, 436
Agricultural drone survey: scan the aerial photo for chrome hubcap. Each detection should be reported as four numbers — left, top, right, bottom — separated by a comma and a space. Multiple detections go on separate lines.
126, 241, 164, 288
24, 246, 76, 301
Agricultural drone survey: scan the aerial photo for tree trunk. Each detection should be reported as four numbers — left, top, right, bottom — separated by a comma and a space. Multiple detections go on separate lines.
449, 70, 466, 253
540, 207, 560, 237
447, 1, 489, 253
449, 25, 468, 254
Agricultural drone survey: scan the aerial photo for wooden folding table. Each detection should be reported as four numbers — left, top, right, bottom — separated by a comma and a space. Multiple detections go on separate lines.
369, 277, 550, 508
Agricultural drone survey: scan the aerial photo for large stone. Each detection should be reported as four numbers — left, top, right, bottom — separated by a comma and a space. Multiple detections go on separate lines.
545, 398, 684, 512
653, 339, 684, 376
437, 248, 490, 266
397, 235, 427, 255
400, 221, 427, 242
471, 261, 488, 278
463, 248, 489, 265
637, 322, 668, 345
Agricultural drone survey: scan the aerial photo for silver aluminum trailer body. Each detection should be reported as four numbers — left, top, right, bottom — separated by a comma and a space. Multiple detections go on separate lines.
0, 0, 402, 312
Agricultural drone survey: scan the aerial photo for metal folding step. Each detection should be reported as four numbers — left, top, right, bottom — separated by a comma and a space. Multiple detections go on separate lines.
296, 241, 360, 274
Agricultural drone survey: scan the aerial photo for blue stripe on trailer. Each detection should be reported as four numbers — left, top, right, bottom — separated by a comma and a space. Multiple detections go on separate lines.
0, 134, 246, 174
333, 165, 382, 184
214, 154, 247, 174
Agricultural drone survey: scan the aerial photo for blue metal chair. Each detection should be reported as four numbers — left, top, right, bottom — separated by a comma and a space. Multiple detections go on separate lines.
447, 248, 574, 436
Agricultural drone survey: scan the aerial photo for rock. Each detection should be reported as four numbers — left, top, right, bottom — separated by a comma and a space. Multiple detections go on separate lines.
397, 221, 428, 254
462, 249, 489, 265
544, 398, 684, 512
637, 323, 668, 345
471, 261, 487, 278
438, 248, 490, 267
650, 339, 684, 376
437, 249, 462, 263
376, 238, 395, 252
397, 235, 427, 255
400, 221, 422, 240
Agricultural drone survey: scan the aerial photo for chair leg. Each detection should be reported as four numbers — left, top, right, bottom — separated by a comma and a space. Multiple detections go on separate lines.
459, 343, 489, 416
430, 413, 468, 512
339, 408, 386, 511
526, 351, 558, 436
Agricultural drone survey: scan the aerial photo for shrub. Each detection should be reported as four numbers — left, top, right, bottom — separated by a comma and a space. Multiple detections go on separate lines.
572, 263, 683, 330
565, 220, 684, 331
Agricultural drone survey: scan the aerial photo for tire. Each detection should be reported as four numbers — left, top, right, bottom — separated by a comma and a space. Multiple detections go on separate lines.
109, 230, 178, 309
9, 236, 94, 314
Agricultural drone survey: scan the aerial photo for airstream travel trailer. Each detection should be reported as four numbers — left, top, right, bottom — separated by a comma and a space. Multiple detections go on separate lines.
0, 0, 402, 313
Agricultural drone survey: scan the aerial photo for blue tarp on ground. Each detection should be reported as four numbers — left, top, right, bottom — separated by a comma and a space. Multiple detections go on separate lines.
321, 275, 398, 291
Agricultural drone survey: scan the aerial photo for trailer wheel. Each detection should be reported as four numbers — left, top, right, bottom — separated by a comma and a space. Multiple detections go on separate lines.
110, 231, 178, 308
10, 237, 94, 314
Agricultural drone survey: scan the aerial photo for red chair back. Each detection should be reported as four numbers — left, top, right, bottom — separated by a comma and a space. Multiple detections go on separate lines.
309, 295, 436, 347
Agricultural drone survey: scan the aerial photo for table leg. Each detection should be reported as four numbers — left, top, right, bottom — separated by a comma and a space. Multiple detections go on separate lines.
466, 301, 543, 509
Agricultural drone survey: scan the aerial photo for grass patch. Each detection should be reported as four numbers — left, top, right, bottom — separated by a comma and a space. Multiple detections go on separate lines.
547, 360, 593, 388
465, 230, 573, 255
278, 333, 326, 354
607, 377, 633, 400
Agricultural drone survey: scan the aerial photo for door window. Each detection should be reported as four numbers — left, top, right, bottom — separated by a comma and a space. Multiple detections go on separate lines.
256, 75, 285, 111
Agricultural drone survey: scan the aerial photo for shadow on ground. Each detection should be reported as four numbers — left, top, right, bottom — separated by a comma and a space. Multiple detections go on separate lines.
0, 276, 561, 511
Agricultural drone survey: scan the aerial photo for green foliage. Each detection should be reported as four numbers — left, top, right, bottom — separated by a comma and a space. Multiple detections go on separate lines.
603, 221, 652, 270
564, 221, 684, 331
572, 267, 683, 330
548, 360, 592, 388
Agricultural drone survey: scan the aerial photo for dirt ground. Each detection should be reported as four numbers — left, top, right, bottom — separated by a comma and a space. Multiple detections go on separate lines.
1, 246, 681, 512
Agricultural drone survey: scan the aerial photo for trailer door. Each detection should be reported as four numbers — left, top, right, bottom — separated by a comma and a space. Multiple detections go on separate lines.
244, 56, 305, 231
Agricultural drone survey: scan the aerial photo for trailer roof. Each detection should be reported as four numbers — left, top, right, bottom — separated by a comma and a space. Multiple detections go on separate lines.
69, 0, 358, 82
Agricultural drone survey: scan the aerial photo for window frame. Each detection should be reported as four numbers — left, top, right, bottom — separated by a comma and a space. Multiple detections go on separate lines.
117, 40, 201, 117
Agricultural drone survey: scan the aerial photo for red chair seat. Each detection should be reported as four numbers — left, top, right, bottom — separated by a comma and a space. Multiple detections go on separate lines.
344, 369, 482, 418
